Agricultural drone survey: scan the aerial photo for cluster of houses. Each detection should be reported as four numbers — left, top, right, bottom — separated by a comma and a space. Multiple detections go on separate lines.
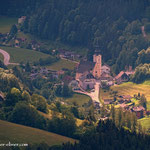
30, 67, 65, 80
103, 95, 149, 119
58, 49, 81, 61
75, 53, 134, 90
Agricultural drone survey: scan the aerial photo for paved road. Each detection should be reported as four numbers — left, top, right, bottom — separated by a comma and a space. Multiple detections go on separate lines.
0, 49, 19, 66
74, 81, 101, 107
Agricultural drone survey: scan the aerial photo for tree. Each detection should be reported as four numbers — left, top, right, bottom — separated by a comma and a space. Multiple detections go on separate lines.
140, 94, 147, 110
22, 90, 31, 102
9, 102, 46, 129
31, 94, 48, 113
110, 105, 115, 122
5, 88, 22, 106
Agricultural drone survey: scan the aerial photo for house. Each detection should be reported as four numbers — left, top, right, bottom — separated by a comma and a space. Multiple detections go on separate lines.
118, 95, 132, 103
62, 75, 74, 84
18, 16, 26, 24
104, 99, 114, 105
115, 71, 130, 84
119, 103, 129, 110
15, 39, 20, 47
79, 72, 96, 90
132, 106, 145, 119
101, 64, 111, 74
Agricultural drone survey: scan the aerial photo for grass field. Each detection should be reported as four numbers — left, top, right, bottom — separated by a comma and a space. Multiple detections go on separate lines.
65, 93, 91, 106
46, 59, 77, 71
0, 16, 17, 33
111, 82, 150, 110
138, 116, 150, 131
0, 120, 77, 146
0, 46, 51, 63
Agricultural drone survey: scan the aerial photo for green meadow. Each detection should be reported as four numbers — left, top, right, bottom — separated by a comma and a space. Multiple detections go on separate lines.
0, 120, 77, 146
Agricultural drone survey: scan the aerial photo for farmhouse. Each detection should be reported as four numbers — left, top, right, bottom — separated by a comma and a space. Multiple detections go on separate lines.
115, 71, 130, 84
18, 16, 26, 24
132, 106, 145, 119
104, 99, 114, 105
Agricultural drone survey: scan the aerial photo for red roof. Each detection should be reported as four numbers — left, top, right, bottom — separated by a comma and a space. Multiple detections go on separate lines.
115, 71, 125, 80
132, 106, 145, 112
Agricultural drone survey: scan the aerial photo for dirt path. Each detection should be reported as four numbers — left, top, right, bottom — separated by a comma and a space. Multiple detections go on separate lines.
0, 48, 19, 66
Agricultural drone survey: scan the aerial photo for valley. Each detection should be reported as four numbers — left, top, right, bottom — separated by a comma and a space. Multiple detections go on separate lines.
0, 1, 150, 149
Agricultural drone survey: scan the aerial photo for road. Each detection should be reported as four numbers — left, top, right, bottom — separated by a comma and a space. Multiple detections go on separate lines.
141, 26, 147, 38
74, 81, 101, 107
0, 49, 19, 66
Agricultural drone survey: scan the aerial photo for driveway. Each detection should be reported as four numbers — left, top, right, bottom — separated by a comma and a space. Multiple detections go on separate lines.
0, 48, 19, 66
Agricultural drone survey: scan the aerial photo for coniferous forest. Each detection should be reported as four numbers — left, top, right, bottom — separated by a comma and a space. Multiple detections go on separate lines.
2, 0, 150, 73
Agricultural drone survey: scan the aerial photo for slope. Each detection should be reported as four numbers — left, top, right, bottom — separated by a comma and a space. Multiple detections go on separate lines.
0, 120, 77, 146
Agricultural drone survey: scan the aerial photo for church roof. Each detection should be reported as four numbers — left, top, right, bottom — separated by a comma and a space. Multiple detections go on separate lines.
77, 61, 95, 73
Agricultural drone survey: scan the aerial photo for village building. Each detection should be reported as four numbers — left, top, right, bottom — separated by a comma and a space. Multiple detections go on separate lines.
0, 93, 4, 101
76, 53, 102, 90
101, 64, 111, 74
131, 106, 145, 119
18, 16, 26, 24
115, 66, 135, 84
103, 99, 114, 105
115, 71, 130, 84
118, 95, 132, 104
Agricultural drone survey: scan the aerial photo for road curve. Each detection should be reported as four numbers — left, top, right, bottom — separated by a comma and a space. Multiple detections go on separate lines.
74, 81, 101, 107
0, 48, 19, 66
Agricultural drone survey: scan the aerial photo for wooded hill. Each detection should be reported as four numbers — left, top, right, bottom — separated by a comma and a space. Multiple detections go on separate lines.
2, 0, 150, 73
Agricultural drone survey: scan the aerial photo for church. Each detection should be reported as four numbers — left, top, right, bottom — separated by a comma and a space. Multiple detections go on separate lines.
76, 53, 102, 81
75, 51, 107, 90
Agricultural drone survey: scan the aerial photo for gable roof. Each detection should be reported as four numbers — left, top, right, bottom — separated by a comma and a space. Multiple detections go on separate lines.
115, 71, 129, 80
77, 61, 95, 73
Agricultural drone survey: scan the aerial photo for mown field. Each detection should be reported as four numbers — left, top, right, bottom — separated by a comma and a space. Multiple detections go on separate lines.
0, 46, 51, 63
65, 93, 91, 106
0, 120, 77, 146
138, 116, 150, 132
46, 59, 77, 71
0, 16, 17, 33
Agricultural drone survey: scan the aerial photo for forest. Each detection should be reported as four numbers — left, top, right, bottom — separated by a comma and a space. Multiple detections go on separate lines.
1, 0, 150, 73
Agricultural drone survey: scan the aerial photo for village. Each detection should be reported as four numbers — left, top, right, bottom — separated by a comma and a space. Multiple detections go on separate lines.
0, 16, 149, 120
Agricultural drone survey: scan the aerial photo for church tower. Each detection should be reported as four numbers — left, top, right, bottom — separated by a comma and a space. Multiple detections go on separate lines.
92, 39, 102, 79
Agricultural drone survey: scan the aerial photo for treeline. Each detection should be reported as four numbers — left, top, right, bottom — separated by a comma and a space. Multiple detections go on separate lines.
17, 120, 150, 150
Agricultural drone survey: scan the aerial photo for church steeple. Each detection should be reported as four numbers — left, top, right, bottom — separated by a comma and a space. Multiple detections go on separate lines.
94, 38, 101, 55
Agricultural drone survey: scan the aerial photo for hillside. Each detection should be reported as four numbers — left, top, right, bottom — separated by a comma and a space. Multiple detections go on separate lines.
0, 120, 77, 146
0, 16, 17, 33
0, 46, 51, 63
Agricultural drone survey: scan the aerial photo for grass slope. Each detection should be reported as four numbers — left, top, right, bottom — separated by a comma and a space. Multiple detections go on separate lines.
65, 93, 91, 106
46, 59, 77, 71
138, 116, 150, 131
0, 46, 51, 63
0, 16, 17, 33
0, 120, 77, 146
